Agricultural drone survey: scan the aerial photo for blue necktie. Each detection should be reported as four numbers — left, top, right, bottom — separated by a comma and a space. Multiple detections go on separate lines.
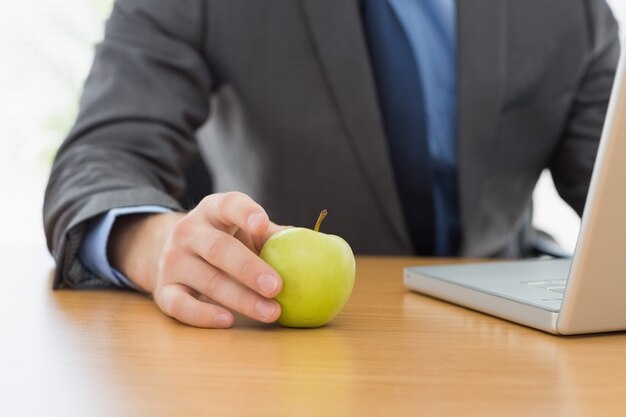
361, 0, 435, 255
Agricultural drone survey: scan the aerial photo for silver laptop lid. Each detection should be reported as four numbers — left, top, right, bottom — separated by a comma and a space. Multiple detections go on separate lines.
557, 41, 626, 334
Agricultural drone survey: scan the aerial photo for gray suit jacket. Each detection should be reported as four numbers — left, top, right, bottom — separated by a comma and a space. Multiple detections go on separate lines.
44, 0, 620, 288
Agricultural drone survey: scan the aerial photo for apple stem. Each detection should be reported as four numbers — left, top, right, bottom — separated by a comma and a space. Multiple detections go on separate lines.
314, 209, 328, 232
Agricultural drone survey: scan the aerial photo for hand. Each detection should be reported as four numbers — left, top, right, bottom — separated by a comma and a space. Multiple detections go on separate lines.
109, 192, 285, 328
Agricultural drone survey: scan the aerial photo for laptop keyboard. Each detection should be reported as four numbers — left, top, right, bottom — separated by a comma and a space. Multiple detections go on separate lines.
522, 279, 567, 294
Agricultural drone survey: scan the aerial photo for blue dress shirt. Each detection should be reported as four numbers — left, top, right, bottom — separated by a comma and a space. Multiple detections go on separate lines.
79, 0, 460, 287
79, 205, 171, 288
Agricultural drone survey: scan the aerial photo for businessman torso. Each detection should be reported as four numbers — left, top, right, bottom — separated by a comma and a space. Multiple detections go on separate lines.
193, 0, 619, 255
45, 0, 619, 288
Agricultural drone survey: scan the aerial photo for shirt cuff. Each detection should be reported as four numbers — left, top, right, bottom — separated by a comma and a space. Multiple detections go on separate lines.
78, 205, 173, 289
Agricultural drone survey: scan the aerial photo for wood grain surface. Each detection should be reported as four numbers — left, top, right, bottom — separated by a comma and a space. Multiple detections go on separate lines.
1, 248, 625, 417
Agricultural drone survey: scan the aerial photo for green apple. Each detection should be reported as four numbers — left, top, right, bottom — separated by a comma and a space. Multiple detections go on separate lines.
260, 210, 356, 328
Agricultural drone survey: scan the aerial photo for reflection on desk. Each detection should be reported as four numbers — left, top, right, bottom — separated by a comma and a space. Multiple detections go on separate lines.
1, 248, 626, 417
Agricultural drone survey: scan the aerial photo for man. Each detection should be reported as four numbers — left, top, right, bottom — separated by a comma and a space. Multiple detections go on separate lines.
44, 0, 620, 328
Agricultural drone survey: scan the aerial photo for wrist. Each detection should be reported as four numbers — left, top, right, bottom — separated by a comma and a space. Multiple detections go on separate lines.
109, 211, 184, 293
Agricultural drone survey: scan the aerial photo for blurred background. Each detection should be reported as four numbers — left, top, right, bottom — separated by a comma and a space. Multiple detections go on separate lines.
0, 0, 624, 253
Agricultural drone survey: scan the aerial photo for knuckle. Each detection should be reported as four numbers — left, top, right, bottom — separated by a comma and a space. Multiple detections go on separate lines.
203, 269, 223, 294
238, 257, 261, 283
237, 291, 258, 315
203, 232, 229, 261
166, 298, 184, 319
200, 192, 230, 219
221, 191, 240, 211
158, 288, 179, 317
171, 217, 192, 241
224, 191, 244, 201
160, 246, 182, 272
198, 194, 216, 211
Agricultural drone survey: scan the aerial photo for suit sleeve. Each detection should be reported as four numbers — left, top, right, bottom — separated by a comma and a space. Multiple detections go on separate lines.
43, 0, 212, 289
549, 0, 621, 216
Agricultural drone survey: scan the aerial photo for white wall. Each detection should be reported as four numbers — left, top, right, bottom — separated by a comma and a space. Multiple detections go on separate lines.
608, 0, 626, 34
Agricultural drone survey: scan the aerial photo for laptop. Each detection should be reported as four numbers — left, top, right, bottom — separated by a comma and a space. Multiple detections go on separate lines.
404, 46, 626, 335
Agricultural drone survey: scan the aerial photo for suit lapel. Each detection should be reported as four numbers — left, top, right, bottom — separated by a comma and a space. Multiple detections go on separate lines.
300, 0, 411, 249
457, 0, 506, 255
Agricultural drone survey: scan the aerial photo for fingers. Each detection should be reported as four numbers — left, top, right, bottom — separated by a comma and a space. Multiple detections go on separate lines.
156, 284, 234, 328
199, 191, 270, 236
166, 255, 281, 323
152, 192, 290, 328
253, 221, 291, 253
186, 227, 282, 298
196, 192, 289, 254
235, 221, 290, 253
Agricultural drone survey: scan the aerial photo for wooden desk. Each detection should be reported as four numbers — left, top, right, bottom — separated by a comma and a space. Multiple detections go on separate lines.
2, 247, 626, 417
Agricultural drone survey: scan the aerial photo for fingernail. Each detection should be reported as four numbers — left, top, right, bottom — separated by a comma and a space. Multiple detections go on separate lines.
258, 274, 279, 296
255, 301, 277, 321
247, 213, 264, 230
215, 313, 232, 328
